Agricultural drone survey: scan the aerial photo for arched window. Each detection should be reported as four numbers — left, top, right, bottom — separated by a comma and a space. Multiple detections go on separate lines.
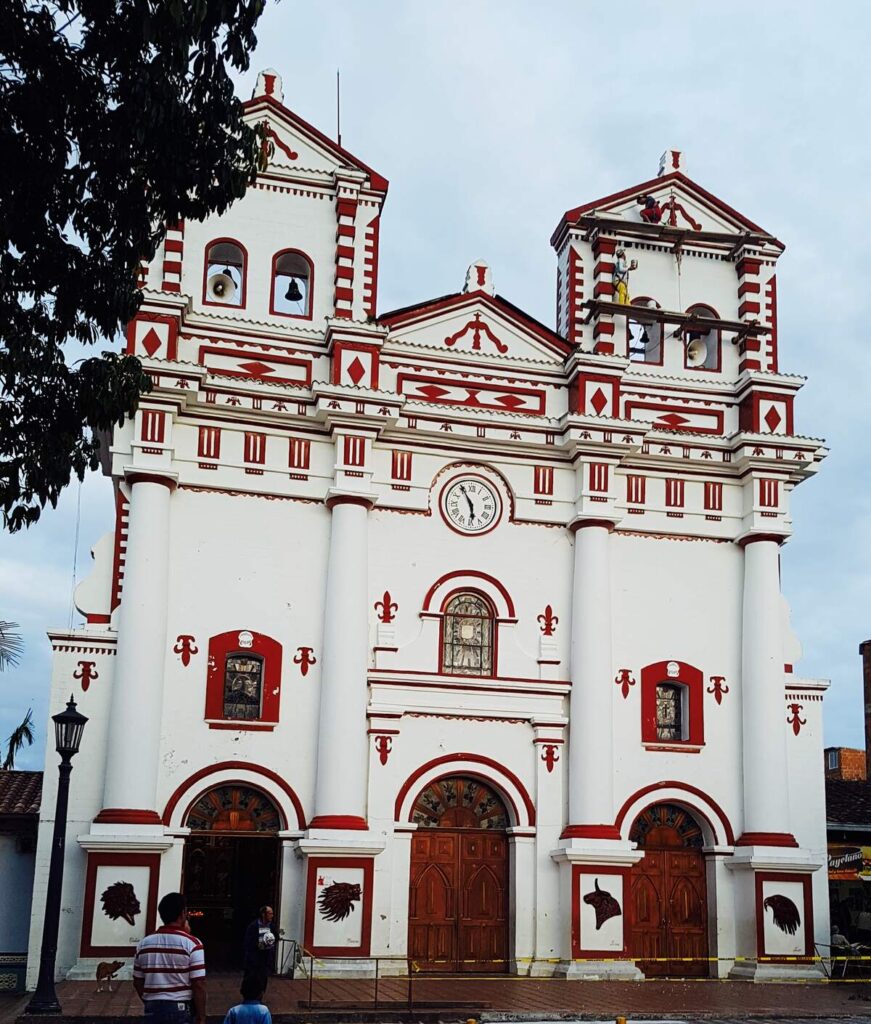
223, 653, 263, 720
683, 303, 721, 371
271, 249, 313, 318
627, 297, 663, 365
411, 776, 508, 829
204, 239, 246, 307
655, 683, 684, 741
440, 592, 495, 677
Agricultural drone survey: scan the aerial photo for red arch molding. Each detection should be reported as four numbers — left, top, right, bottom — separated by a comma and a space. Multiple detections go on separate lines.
162, 760, 306, 831
613, 780, 735, 846
421, 571, 516, 618
394, 753, 536, 827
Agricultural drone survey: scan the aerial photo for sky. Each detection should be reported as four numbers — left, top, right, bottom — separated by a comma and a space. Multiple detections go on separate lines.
3, 0, 871, 770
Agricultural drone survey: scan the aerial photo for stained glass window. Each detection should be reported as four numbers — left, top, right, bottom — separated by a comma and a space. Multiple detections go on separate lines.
223, 654, 263, 720
629, 802, 704, 848
411, 776, 508, 829
186, 785, 281, 833
441, 593, 493, 676
655, 683, 683, 741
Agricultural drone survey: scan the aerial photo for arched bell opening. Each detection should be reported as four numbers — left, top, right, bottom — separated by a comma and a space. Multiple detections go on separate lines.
408, 775, 509, 973
182, 783, 281, 970
628, 802, 709, 978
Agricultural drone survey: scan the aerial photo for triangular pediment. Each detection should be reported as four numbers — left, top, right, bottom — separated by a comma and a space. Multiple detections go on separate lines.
243, 91, 387, 191
554, 172, 780, 246
380, 292, 570, 367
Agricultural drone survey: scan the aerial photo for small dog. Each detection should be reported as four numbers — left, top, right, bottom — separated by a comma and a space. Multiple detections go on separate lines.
96, 960, 124, 992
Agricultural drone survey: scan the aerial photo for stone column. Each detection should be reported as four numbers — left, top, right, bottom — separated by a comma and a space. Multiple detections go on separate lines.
97, 473, 175, 824
310, 495, 372, 829
564, 521, 616, 836
739, 535, 792, 842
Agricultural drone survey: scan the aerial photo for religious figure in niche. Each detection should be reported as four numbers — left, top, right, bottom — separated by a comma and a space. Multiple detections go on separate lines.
655, 682, 683, 741
613, 249, 638, 305
223, 653, 263, 720
101, 881, 141, 926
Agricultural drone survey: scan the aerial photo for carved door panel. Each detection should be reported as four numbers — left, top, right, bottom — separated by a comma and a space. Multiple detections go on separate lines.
630, 845, 708, 977
458, 832, 508, 972
665, 849, 708, 977
409, 829, 508, 972
409, 832, 458, 972
631, 849, 667, 974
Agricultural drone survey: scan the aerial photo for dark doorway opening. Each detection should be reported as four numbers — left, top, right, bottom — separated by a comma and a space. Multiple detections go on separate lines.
629, 803, 709, 978
182, 785, 281, 971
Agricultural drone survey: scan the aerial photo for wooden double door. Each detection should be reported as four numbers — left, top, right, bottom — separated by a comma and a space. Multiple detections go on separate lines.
409, 829, 508, 972
629, 805, 709, 977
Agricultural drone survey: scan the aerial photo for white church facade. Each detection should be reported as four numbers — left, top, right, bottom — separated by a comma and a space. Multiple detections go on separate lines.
28, 70, 830, 983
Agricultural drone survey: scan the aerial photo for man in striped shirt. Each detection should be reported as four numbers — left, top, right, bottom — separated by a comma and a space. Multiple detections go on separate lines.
133, 892, 206, 1024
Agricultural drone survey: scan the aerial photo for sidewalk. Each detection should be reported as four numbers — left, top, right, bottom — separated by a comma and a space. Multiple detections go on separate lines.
3, 975, 871, 1023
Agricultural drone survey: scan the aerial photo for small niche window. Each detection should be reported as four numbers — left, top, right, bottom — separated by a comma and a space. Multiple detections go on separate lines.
204, 630, 282, 730
655, 683, 685, 741
683, 304, 721, 371
441, 592, 494, 677
272, 250, 312, 318
205, 240, 246, 307
627, 298, 663, 364
641, 660, 704, 748
223, 653, 263, 720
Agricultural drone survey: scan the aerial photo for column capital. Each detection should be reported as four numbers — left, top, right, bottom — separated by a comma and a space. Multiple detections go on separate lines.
123, 468, 178, 491
737, 531, 787, 548
568, 516, 616, 533
325, 488, 377, 511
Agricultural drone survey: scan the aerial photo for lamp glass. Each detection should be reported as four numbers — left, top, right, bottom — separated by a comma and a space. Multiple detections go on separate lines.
52, 697, 88, 758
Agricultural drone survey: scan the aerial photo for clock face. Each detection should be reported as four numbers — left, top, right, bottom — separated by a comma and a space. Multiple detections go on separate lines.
441, 476, 502, 535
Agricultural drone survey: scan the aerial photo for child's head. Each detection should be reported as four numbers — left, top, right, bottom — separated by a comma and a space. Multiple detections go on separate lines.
240, 977, 263, 1002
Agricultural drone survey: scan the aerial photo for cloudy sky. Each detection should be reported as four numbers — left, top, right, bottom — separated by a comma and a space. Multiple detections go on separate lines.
3, 0, 870, 770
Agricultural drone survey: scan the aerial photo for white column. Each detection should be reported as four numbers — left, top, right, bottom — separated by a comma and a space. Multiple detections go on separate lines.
566, 522, 614, 831
99, 475, 173, 820
311, 496, 371, 828
740, 536, 791, 838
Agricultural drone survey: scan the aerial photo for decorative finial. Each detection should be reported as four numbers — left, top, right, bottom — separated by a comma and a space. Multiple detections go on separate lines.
658, 149, 685, 176
254, 69, 283, 104
463, 260, 494, 296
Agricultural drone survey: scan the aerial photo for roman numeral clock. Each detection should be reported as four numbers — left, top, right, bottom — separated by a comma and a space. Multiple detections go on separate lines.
440, 475, 502, 536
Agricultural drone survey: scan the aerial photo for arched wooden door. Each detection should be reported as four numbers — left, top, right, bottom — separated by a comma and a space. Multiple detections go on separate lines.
629, 803, 709, 977
408, 776, 508, 973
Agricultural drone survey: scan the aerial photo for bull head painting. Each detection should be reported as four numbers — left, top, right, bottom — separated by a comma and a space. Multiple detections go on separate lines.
583, 878, 622, 930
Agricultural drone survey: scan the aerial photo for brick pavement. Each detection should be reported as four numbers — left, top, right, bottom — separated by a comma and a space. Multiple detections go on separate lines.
2, 975, 871, 1023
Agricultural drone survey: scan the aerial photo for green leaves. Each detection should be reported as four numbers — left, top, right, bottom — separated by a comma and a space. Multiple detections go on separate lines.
0, 0, 267, 530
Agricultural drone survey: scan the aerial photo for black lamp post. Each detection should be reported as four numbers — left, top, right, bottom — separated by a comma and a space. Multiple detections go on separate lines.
25, 696, 87, 1015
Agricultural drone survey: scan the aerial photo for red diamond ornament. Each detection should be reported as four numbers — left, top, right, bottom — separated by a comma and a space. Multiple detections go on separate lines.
347, 357, 366, 385
590, 388, 608, 415
141, 328, 162, 357
494, 393, 525, 409
238, 361, 274, 377
418, 384, 450, 400
764, 406, 782, 432
658, 412, 690, 428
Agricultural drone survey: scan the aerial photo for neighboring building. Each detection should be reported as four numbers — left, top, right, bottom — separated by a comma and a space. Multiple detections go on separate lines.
826, 643, 871, 941
0, 771, 41, 993
27, 70, 830, 984
824, 746, 866, 781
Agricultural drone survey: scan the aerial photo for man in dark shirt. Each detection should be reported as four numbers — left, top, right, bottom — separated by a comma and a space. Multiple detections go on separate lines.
242, 906, 275, 994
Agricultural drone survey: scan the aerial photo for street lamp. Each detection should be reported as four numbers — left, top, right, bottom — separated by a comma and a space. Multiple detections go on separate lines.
25, 696, 88, 1015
